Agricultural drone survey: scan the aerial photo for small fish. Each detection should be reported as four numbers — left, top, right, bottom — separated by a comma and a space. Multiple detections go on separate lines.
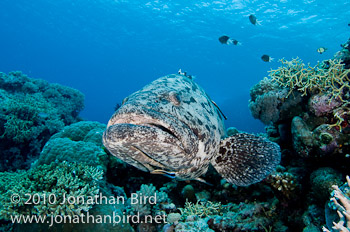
249, 14, 261, 25
38, 112, 49, 119
103, 74, 280, 186
261, 54, 274, 62
177, 69, 194, 80
218, 36, 241, 45
317, 47, 327, 54
231, 39, 240, 45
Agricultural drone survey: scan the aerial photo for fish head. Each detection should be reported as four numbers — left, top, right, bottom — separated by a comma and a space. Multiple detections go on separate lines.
103, 74, 226, 180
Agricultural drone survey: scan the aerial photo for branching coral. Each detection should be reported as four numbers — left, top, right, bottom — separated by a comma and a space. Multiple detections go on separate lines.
0, 161, 103, 221
269, 58, 350, 131
269, 58, 350, 100
179, 200, 223, 218
128, 184, 171, 217
323, 176, 350, 232
175, 200, 281, 231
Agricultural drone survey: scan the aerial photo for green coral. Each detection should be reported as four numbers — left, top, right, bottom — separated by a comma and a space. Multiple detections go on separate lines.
33, 138, 108, 170
0, 161, 103, 221
179, 200, 223, 218
0, 71, 85, 171
128, 184, 171, 217
1, 93, 64, 143
175, 200, 281, 231
50, 121, 106, 144
269, 58, 350, 100
32, 121, 108, 171
323, 176, 350, 232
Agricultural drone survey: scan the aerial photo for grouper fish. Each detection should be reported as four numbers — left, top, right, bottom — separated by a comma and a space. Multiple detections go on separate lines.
103, 74, 280, 186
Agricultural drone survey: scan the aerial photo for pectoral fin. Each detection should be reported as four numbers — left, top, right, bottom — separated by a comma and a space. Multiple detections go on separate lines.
211, 133, 281, 186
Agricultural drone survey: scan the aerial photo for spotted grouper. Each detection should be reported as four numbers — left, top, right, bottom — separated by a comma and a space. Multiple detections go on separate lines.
103, 74, 280, 186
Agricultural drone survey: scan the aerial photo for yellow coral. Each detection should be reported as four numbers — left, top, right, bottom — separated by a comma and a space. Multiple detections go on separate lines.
270, 58, 350, 99
269, 58, 350, 131
266, 170, 297, 199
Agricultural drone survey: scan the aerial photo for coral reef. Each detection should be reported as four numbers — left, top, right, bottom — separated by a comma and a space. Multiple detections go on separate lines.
2, 38, 350, 232
249, 77, 303, 125
32, 121, 109, 171
0, 161, 103, 220
310, 167, 343, 202
179, 200, 223, 218
126, 183, 173, 231
265, 166, 300, 199
249, 56, 350, 158
0, 72, 84, 172
172, 200, 284, 232
323, 176, 350, 232
248, 38, 350, 231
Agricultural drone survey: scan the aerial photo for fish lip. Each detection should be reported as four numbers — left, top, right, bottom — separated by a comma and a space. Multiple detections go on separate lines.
109, 114, 180, 141
108, 107, 197, 154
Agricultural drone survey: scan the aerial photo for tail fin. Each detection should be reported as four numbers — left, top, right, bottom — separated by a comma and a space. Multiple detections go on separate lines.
211, 133, 281, 186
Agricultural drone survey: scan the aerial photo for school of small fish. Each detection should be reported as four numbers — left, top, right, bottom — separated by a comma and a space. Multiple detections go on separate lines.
218, 14, 327, 61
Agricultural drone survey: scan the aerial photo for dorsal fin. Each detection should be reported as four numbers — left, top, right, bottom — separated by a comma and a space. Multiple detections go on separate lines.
211, 133, 280, 186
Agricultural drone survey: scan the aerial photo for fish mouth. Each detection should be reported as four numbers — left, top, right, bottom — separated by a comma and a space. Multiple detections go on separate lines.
104, 107, 198, 172
107, 107, 198, 155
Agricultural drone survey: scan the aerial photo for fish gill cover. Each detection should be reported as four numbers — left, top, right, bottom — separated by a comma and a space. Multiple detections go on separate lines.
0, 0, 349, 231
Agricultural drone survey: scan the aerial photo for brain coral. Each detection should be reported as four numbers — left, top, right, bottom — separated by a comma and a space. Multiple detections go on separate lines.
0, 71, 84, 172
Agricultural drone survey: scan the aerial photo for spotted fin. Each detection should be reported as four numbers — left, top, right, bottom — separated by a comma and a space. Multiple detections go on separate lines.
211, 133, 281, 186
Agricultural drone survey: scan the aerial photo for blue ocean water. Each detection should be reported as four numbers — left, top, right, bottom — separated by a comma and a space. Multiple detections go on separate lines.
0, 0, 349, 133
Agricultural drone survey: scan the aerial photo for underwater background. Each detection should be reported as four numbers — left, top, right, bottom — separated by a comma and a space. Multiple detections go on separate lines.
1, 0, 349, 133
0, 0, 350, 232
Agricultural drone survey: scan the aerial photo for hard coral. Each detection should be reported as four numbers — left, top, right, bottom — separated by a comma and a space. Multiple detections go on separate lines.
310, 167, 343, 202
249, 77, 303, 125
266, 166, 299, 199
0, 72, 84, 172
0, 161, 103, 221
175, 200, 282, 232
127, 184, 172, 231
323, 176, 350, 232
33, 121, 108, 171
269, 58, 350, 101
179, 200, 223, 218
